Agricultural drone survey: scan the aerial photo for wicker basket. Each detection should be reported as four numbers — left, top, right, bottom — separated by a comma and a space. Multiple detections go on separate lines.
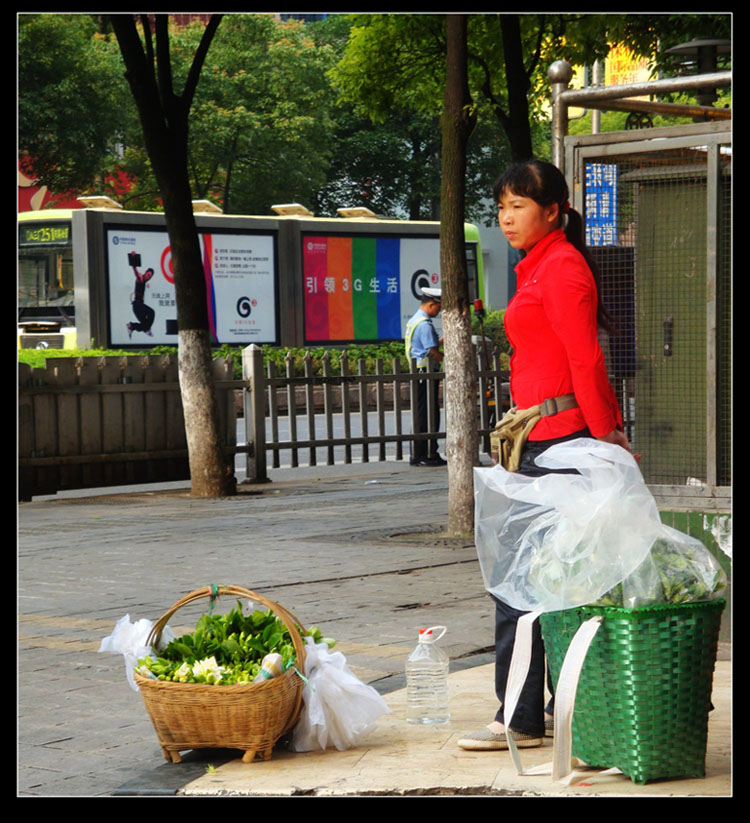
540, 599, 725, 785
134, 585, 307, 763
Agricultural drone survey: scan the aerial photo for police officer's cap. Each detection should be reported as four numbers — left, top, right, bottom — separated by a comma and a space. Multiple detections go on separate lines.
421, 287, 442, 302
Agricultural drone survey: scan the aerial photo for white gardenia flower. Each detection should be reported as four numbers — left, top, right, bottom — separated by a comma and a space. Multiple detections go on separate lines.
192, 656, 225, 683
174, 662, 191, 681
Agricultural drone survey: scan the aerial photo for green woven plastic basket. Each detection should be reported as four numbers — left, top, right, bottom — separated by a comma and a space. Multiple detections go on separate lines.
540, 599, 725, 785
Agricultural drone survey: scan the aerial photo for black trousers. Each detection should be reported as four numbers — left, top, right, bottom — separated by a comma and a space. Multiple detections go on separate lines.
131, 300, 155, 333
411, 368, 440, 462
492, 428, 591, 737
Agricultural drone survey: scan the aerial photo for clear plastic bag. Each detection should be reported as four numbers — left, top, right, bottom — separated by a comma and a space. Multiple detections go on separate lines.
596, 525, 727, 608
473, 438, 726, 612
290, 638, 392, 752
98, 614, 176, 692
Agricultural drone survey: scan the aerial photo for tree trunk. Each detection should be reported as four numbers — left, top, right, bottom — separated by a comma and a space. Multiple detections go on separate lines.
179, 328, 236, 495
481, 14, 535, 162
441, 15, 478, 537
112, 14, 234, 497
161, 172, 235, 497
500, 15, 534, 162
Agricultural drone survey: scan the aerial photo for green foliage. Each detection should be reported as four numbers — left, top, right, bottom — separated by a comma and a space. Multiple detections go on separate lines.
332, 14, 612, 163
19, 342, 409, 381
313, 108, 441, 220
178, 15, 338, 215
18, 12, 731, 216
593, 539, 727, 608
19, 14, 338, 215
136, 600, 334, 685
18, 14, 132, 197
216, 342, 410, 379
259, 342, 409, 379
331, 13, 731, 172
471, 309, 510, 355
331, 14, 446, 120
17, 347, 149, 371
607, 13, 731, 77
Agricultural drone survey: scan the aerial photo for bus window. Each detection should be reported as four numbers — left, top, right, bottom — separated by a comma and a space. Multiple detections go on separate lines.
465, 242, 478, 302
18, 216, 75, 320
19, 252, 74, 305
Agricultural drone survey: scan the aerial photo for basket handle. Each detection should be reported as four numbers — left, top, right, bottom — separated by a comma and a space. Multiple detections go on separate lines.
145, 585, 308, 673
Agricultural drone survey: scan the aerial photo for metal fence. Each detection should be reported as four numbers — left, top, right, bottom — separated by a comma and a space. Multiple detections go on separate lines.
566, 124, 731, 511
240, 343, 508, 482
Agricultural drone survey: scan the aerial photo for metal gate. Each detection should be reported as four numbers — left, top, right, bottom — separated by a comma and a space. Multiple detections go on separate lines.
565, 121, 731, 510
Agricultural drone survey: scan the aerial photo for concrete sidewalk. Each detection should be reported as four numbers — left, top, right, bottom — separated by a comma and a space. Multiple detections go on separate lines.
174, 659, 732, 797
18, 460, 732, 797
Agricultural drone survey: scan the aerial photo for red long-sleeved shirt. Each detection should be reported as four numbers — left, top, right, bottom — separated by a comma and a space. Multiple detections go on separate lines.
504, 229, 622, 441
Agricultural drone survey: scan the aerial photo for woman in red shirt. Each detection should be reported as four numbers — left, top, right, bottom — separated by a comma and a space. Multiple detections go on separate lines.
458, 159, 634, 752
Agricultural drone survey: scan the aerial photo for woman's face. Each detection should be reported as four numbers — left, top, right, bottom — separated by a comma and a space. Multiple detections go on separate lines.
497, 190, 559, 253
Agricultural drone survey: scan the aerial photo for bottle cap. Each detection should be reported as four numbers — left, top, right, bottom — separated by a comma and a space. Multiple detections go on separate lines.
417, 626, 446, 642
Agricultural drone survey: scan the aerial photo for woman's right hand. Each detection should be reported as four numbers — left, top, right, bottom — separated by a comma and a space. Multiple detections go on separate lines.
597, 428, 641, 462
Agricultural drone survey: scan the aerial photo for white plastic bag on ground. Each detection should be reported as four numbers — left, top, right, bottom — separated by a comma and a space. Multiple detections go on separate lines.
98, 614, 176, 692
290, 637, 391, 752
474, 438, 663, 612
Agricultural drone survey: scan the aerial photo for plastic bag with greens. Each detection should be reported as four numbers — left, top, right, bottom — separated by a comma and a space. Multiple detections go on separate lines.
474, 438, 726, 612
595, 526, 727, 608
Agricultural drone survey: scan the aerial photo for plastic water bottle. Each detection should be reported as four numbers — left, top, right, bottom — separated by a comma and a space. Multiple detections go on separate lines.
405, 626, 450, 724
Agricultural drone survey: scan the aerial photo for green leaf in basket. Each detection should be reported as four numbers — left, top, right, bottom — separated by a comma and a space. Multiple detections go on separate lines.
221, 636, 243, 657
264, 631, 283, 650
261, 621, 276, 643
280, 644, 296, 668
169, 635, 195, 659
251, 609, 269, 627
243, 636, 271, 655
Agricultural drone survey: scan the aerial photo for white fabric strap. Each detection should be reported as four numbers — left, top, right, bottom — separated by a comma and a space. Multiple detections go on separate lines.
503, 612, 605, 784
502, 610, 542, 774
551, 616, 603, 781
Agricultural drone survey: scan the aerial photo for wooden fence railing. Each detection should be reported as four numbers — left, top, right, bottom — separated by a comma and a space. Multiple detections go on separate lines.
18, 355, 237, 500
18, 345, 509, 499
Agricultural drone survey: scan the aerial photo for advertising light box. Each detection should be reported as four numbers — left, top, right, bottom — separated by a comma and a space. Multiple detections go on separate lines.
302, 233, 442, 343
106, 226, 278, 346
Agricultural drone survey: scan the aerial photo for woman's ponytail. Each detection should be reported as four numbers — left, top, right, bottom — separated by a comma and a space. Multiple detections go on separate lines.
563, 205, 616, 335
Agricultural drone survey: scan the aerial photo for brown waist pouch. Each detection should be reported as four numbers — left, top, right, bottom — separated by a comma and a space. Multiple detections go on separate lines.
490, 394, 578, 472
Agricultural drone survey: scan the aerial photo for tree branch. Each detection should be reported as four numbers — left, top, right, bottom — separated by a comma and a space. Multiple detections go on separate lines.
153, 15, 175, 107
138, 14, 154, 67
524, 14, 546, 79
111, 15, 160, 123
183, 15, 223, 109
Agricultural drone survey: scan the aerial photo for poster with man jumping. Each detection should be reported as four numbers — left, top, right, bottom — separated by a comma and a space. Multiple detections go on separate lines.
125, 251, 155, 338
106, 227, 278, 347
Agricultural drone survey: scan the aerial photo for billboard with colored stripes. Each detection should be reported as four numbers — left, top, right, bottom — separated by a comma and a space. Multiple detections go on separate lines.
302, 233, 441, 343
33, 207, 482, 349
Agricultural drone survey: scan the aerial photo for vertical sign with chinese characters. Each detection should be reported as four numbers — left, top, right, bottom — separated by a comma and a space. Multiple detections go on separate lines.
604, 44, 651, 98
585, 163, 618, 247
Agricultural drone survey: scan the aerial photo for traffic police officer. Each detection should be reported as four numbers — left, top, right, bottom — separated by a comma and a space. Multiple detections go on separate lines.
405, 287, 445, 466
